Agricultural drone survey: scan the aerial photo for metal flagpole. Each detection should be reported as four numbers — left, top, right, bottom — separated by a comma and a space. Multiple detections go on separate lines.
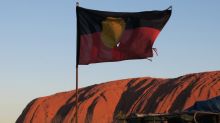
75, 2, 79, 123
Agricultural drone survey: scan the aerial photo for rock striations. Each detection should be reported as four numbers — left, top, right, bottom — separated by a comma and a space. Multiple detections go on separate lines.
17, 71, 220, 123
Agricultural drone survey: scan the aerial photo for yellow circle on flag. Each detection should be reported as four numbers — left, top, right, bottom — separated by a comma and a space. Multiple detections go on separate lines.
101, 17, 126, 48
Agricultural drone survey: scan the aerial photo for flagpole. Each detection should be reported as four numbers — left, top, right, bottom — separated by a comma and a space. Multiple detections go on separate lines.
75, 2, 79, 123
75, 65, 79, 123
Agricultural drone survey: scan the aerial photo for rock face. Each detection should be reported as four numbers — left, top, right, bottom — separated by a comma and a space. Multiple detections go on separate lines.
17, 71, 220, 123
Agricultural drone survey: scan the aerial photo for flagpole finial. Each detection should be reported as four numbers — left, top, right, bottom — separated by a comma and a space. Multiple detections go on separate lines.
167, 6, 172, 10
76, 2, 79, 6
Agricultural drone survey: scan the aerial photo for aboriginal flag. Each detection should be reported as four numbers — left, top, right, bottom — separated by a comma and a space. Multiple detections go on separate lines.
76, 6, 171, 65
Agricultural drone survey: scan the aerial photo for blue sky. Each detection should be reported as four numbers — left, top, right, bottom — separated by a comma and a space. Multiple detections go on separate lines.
0, 0, 220, 122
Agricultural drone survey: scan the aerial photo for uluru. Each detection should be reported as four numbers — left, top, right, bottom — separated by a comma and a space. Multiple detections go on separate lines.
16, 71, 220, 123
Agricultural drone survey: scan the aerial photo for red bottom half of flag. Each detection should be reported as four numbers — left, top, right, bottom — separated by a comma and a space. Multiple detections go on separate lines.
78, 27, 160, 65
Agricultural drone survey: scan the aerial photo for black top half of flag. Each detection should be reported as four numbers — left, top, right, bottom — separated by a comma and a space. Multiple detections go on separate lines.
76, 6, 172, 35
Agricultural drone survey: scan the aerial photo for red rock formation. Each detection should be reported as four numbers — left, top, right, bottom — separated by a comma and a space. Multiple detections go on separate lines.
17, 71, 220, 123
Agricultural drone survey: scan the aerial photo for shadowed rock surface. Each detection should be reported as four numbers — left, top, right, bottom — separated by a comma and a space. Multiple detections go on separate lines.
17, 71, 220, 123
